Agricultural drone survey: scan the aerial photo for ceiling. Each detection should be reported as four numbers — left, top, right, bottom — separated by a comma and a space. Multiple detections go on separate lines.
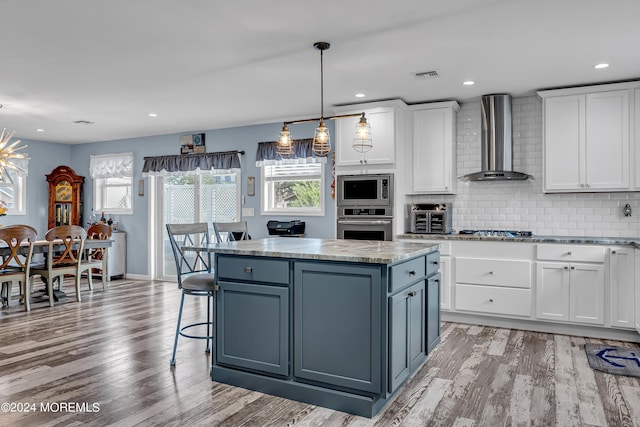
1, 0, 639, 144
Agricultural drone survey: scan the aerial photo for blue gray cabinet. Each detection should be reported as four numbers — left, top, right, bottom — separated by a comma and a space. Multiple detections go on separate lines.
210, 242, 439, 418
294, 262, 381, 393
389, 281, 426, 391
426, 273, 441, 353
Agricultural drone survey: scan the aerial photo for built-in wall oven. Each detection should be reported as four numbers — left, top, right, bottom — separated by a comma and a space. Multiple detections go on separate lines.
336, 174, 394, 241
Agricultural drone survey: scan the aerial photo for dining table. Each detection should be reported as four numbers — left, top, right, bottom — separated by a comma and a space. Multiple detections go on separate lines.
0, 238, 113, 303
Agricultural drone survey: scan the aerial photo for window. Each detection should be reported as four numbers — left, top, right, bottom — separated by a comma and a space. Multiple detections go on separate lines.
261, 163, 324, 215
90, 153, 133, 214
0, 174, 27, 215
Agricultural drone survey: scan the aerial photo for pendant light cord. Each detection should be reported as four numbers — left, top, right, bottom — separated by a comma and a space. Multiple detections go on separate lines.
320, 47, 324, 120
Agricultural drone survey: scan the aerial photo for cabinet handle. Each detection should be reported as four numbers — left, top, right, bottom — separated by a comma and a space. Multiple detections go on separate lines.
567, 251, 572, 256
612, 250, 617, 255
432, 261, 439, 265
489, 298, 494, 302
570, 266, 575, 270
489, 271, 494, 275
408, 291, 417, 297
564, 266, 569, 270
244, 267, 253, 273
408, 270, 416, 276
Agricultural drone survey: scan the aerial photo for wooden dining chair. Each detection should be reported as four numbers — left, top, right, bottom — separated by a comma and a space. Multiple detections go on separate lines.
166, 223, 216, 366
212, 221, 248, 242
0, 225, 37, 311
29, 225, 87, 306
78, 223, 112, 291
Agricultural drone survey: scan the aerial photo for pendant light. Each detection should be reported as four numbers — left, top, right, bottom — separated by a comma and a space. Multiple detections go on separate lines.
277, 42, 371, 157
0, 128, 28, 183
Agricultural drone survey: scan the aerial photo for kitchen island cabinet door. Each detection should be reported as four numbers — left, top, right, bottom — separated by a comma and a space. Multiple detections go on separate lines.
216, 281, 289, 376
426, 273, 441, 353
294, 262, 381, 394
389, 281, 425, 392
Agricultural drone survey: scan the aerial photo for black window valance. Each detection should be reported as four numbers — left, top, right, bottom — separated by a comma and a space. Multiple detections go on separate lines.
255, 139, 328, 166
142, 150, 244, 176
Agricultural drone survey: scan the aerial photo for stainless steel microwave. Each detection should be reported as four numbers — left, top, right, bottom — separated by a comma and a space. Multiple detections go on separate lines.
337, 174, 393, 207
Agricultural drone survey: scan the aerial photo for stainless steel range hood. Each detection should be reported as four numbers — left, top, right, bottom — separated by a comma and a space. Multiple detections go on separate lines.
461, 94, 531, 181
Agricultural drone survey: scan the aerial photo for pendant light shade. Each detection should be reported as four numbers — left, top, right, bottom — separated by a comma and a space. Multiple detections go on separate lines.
277, 124, 293, 157
312, 119, 330, 156
277, 42, 371, 157
352, 113, 372, 153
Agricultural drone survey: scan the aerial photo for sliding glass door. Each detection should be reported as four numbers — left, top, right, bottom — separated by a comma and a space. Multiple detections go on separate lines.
158, 172, 240, 278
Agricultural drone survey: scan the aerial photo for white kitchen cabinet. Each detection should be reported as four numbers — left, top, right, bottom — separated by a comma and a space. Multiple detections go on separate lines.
540, 88, 630, 192
635, 249, 640, 334
410, 101, 459, 194
635, 88, 640, 189
107, 231, 126, 280
609, 246, 635, 329
536, 262, 604, 325
335, 100, 406, 166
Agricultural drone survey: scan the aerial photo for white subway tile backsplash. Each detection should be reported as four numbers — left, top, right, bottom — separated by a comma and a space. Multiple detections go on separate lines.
409, 95, 640, 237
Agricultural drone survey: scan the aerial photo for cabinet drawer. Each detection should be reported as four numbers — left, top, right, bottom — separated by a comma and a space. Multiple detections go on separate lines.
426, 251, 440, 277
455, 284, 531, 317
390, 256, 425, 292
217, 255, 289, 285
536, 244, 605, 263
456, 258, 531, 288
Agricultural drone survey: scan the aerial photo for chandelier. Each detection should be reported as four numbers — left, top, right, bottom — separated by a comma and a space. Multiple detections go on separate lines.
0, 129, 28, 183
277, 42, 372, 157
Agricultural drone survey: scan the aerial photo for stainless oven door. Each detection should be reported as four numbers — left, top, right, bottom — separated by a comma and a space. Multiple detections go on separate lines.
336, 218, 393, 241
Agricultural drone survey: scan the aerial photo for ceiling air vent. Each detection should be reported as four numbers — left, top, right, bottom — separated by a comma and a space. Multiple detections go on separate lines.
412, 70, 439, 80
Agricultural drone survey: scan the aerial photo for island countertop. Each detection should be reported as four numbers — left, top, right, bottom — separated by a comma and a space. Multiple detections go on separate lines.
206, 237, 438, 264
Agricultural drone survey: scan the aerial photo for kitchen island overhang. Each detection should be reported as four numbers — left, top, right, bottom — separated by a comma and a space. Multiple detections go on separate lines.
206, 238, 440, 418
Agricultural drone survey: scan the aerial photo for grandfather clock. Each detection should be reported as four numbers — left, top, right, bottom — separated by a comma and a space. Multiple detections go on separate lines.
46, 165, 84, 230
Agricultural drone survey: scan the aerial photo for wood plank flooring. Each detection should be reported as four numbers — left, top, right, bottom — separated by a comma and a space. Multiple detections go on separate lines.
1, 278, 640, 426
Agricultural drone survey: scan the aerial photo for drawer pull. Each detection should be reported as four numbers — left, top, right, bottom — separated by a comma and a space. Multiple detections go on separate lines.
489, 298, 494, 302
408, 270, 416, 276
244, 267, 253, 273
612, 250, 617, 255
408, 291, 417, 297
567, 251, 572, 256
570, 266, 575, 270
432, 261, 439, 266
489, 271, 494, 275
564, 266, 569, 270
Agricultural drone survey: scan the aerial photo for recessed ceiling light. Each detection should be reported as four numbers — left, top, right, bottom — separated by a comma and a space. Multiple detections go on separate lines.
148, 113, 158, 117
462, 80, 476, 86
35, 128, 44, 132
354, 93, 366, 98
593, 63, 609, 69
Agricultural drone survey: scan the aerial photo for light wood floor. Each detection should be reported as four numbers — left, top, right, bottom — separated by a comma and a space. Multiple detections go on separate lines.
2, 279, 640, 426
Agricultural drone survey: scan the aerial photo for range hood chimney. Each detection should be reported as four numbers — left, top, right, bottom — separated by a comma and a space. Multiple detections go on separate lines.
461, 94, 531, 181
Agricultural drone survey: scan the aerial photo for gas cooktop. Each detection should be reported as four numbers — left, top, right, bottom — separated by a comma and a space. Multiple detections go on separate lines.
458, 229, 533, 237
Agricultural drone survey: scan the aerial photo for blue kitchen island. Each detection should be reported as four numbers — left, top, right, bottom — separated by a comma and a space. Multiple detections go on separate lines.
208, 238, 440, 417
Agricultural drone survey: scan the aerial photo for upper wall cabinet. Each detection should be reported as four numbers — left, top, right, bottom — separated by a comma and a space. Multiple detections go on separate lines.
334, 100, 407, 167
539, 83, 634, 193
410, 101, 460, 194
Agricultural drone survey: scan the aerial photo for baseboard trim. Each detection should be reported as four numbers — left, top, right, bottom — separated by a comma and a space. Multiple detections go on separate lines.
441, 311, 640, 343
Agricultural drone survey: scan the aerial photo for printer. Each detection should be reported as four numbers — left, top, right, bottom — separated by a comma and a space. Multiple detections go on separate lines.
267, 220, 306, 236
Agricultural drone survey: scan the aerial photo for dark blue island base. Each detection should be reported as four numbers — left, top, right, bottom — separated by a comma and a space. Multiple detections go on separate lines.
207, 238, 440, 418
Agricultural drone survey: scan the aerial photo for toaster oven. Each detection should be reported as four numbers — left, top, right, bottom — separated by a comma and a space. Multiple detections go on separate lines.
410, 203, 452, 234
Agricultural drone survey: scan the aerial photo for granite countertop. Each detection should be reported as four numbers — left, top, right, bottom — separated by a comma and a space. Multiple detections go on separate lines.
207, 237, 438, 264
398, 233, 640, 248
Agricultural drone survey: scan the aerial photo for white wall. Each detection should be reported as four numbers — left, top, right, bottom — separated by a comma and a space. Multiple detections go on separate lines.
409, 95, 640, 237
